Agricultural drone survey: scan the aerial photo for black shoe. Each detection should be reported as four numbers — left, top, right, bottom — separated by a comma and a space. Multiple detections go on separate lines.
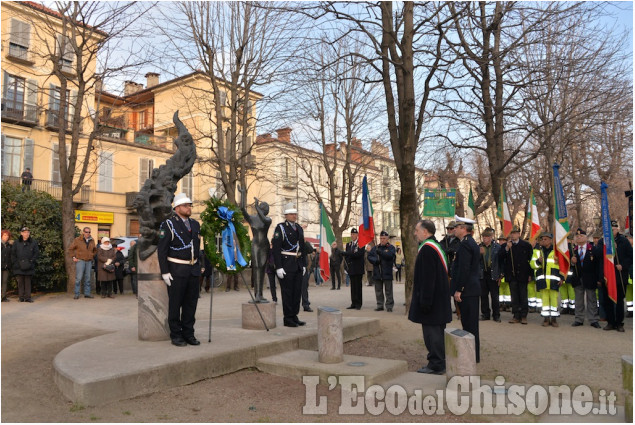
572, 322, 583, 327
19, 298, 24, 302
387, 308, 393, 312
73, 295, 80, 300
304, 307, 313, 312
272, 298, 278, 303
604, 324, 615, 331
284, 321, 299, 327
355, 307, 361, 310
171, 338, 187, 347
590, 322, 601, 329
617, 325, 625, 332
417, 366, 445, 375
493, 317, 501, 322
337, 287, 341, 290
295, 320, 306, 326
480, 316, 490, 321
1, 297, 9, 302
184, 337, 200, 345
26, 298, 34, 303
331, 287, 336, 290
374, 307, 384, 311
346, 306, 356, 309
84, 295, 94, 299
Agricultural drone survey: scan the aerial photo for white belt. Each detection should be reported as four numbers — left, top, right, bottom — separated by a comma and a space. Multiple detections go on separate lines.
168, 256, 198, 265
281, 251, 301, 257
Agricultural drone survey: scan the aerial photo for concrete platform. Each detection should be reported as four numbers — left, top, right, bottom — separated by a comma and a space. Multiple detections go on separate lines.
53, 316, 379, 406
257, 349, 408, 386
381, 371, 447, 396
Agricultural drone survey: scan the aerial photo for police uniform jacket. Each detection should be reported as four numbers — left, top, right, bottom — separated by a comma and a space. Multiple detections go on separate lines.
272, 221, 306, 273
342, 240, 365, 276
451, 234, 480, 296
409, 237, 452, 325
368, 243, 396, 281
441, 235, 460, 276
157, 214, 201, 278
570, 243, 599, 290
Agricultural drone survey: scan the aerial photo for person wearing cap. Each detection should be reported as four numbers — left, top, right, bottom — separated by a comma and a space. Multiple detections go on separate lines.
440, 221, 460, 275
451, 220, 481, 362
272, 204, 307, 327
530, 232, 563, 327
479, 228, 502, 322
598, 220, 631, 332
570, 228, 600, 328
409, 219, 451, 375
11, 227, 39, 302
68, 227, 97, 299
341, 228, 366, 310
497, 234, 512, 312
97, 237, 117, 298
2, 230, 13, 302
367, 230, 396, 312
498, 226, 533, 324
20, 167, 33, 192
157, 193, 202, 346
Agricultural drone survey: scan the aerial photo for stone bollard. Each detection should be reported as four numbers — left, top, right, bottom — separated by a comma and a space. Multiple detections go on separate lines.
242, 302, 276, 330
137, 251, 170, 341
623, 355, 633, 423
317, 306, 343, 364
444, 328, 476, 378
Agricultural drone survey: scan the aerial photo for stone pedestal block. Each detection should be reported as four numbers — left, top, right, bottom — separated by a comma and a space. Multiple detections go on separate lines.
444, 327, 476, 378
623, 355, 633, 423
317, 306, 343, 364
137, 251, 170, 341
242, 302, 276, 330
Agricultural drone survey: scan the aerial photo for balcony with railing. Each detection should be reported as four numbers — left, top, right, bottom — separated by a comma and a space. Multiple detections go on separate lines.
6, 43, 35, 65
134, 131, 170, 149
1, 175, 90, 204
46, 110, 73, 132
1, 99, 38, 126
125, 191, 139, 209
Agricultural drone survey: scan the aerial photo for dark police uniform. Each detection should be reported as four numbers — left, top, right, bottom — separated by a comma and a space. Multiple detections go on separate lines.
272, 220, 306, 326
157, 213, 201, 342
342, 229, 365, 309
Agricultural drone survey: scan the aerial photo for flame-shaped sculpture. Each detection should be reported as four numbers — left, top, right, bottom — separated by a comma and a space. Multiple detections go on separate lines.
134, 111, 197, 260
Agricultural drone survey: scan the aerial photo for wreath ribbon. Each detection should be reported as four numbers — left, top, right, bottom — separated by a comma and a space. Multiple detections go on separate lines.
218, 206, 247, 270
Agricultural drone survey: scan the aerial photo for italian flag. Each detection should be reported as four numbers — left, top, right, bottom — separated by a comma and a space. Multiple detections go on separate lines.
466, 186, 475, 219
601, 182, 617, 302
357, 175, 375, 247
527, 186, 541, 244
496, 183, 513, 236
553, 164, 570, 278
319, 204, 335, 282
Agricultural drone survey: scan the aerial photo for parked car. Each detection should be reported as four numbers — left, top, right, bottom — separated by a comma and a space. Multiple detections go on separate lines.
109, 236, 138, 258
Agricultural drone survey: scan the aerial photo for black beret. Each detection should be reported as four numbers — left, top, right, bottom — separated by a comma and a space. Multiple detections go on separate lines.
350, 228, 358, 234
576, 228, 586, 235
380, 230, 389, 236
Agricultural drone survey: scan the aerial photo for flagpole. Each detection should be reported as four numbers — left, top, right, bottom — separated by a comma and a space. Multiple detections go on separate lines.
319, 203, 323, 283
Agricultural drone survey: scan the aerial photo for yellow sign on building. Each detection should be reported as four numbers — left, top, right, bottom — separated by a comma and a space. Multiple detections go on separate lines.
74, 210, 114, 224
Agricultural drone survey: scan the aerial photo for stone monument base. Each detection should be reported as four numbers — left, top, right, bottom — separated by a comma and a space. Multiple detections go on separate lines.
444, 327, 476, 378
317, 306, 343, 363
242, 302, 276, 330
138, 251, 170, 341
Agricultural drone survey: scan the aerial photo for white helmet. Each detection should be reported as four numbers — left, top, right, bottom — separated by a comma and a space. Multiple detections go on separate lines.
173, 193, 193, 207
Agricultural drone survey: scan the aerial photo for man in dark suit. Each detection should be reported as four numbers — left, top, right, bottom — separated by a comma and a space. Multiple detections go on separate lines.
341, 228, 365, 309
498, 227, 534, 324
451, 219, 482, 363
570, 228, 601, 328
272, 204, 307, 327
409, 220, 451, 375
158, 193, 202, 347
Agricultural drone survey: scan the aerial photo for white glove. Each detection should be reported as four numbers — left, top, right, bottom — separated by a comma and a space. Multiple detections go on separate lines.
276, 268, 286, 279
162, 273, 173, 287
303, 267, 306, 276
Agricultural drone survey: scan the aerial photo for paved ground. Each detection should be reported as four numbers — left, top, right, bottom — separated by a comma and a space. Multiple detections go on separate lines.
1, 279, 632, 422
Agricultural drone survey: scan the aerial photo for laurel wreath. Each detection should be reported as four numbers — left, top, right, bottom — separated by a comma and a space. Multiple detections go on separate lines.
200, 197, 251, 275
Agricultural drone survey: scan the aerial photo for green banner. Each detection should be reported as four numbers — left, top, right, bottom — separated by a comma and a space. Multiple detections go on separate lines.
422, 189, 456, 218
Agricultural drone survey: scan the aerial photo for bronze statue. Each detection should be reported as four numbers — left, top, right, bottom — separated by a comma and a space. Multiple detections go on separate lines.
134, 111, 197, 260
239, 186, 271, 302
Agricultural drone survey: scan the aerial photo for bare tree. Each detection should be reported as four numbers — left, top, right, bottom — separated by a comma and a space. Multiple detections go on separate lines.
15, 1, 153, 291
157, 2, 301, 205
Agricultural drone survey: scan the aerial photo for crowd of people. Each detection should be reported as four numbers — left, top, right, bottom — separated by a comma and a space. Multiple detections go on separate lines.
408, 217, 633, 375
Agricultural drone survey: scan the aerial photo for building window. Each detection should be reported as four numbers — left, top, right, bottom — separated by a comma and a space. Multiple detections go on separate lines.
9, 19, 30, 60
138, 110, 146, 130
139, 158, 154, 190
181, 171, 193, 199
52, 144, 61, 186
56, 35, 74, 73
2, 136, 22, 177
48, 85, 70, 127
98, 151, 113, 192
3, 73, 25, 116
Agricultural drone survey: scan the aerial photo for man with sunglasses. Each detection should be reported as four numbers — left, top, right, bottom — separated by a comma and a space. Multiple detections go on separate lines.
68, 227, 97, 299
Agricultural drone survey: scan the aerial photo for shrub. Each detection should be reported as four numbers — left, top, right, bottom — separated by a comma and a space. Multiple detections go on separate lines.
1, 183, 68, 291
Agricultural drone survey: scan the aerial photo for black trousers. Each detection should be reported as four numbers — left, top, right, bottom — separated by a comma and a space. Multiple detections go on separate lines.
603, 273, 627, 326
267, 273, 277, 302
281, 268, 302, 323
422, 324, 446, 371
509, 279, 528, 319
301, 269, 311, 309
349, 274, 363, 308
457, 295, 480, 363
480, 272, 500, 319
166, 274, 199, 340
330, 264, 341, 289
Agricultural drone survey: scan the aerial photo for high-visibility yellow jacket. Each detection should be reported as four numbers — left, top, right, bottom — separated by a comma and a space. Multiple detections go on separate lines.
530, 246, 562, 291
